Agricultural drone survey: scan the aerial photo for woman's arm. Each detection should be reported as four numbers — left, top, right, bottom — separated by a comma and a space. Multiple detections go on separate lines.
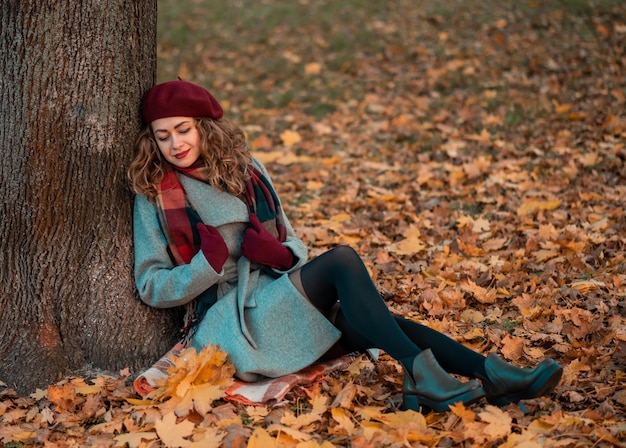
133, 195, 224, 308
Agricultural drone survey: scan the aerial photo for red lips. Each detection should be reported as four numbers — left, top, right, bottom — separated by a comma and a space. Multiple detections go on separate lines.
174, 149, 190, 160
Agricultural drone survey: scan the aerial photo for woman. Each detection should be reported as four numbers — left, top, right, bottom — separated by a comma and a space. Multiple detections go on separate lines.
128, 79, 563, 413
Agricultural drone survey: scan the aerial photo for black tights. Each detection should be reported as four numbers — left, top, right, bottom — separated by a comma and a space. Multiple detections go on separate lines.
299, 246, 487, 378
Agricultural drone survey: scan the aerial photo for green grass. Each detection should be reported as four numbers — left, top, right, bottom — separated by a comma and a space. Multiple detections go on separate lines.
156, 0, 623, 123
156, 0, 399, 117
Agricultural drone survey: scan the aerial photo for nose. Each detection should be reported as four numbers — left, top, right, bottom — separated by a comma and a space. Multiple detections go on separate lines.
171, 134, 183, 149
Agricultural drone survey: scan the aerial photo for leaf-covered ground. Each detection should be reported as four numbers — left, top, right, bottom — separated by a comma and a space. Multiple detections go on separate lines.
1, 0, 625, 446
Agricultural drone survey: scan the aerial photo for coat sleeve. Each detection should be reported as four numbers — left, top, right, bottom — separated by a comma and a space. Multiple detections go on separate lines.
252, 158, 308, 274
132, 194, 224, 308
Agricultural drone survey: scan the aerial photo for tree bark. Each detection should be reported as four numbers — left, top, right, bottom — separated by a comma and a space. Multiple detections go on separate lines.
0, 0, 182, 393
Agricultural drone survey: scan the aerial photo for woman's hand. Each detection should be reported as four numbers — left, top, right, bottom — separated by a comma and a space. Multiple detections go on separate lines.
241, 214, 294, 270
197, 224, 229, 272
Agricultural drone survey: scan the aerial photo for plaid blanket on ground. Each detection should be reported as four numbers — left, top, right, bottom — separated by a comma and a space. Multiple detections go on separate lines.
132, 342, 357, 405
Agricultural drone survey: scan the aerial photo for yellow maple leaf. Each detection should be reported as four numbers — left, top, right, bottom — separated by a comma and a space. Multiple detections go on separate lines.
280, 129, 302, 146
29, 388, 47, 400
190, 382, 229, 416
114, 431, 158, 448
245, 405, 270, 424
390, 225, 426, 255
280, 394, 328, 429
449, 401, 475, 423
478, 405, 512, 439
148, 345, 235, 417
331, 407, 355, 435
457, 214, 490, 233
155, 412, 194, 447
247, 428, 276, 447
374, 408, 427, 428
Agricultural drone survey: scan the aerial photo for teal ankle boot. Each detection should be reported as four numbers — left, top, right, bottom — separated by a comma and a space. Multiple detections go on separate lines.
401, 349, 485, 413
477, 353, 563, 407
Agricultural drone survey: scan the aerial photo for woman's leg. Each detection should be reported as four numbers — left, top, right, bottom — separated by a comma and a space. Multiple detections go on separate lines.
393, 317, 488, 378
291, 245, 485, 412
296, 245, 420, 369
292, 245, 562, 410
327, 308, 488, 378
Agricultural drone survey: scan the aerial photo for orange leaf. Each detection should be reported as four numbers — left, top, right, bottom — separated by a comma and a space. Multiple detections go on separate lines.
460, 280, 497, 304
517, 200, 561, 216
250, 134, 272, 150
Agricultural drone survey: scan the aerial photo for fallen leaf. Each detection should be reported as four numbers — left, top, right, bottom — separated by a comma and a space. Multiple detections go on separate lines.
517, 200, 562, 216
114, 431, 158, 448
155, 412, 194, 447
280, 130, 302, 146
478, 405, 512, 439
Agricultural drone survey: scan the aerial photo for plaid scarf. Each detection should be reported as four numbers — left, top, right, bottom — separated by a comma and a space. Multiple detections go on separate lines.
155, 162, 287, 336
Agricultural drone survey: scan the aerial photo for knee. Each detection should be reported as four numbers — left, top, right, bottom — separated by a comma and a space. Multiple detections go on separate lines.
328, 245, 362, 266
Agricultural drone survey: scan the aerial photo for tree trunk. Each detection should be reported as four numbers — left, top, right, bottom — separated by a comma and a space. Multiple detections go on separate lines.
0, 0, 182, 394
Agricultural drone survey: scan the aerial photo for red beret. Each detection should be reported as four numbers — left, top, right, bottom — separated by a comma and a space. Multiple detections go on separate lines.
141, 80, 223, 124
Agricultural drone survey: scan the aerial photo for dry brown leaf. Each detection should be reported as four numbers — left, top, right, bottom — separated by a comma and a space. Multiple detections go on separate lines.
330, 382, 357, 409
460, 280, 497, 304
500, 335, 524, 361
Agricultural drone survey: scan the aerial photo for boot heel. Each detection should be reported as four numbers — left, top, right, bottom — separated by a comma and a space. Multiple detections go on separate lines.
401, 393, 420, 412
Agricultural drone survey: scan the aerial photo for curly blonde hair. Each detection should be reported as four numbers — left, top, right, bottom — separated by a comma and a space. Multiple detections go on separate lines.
127, 118, 252, 201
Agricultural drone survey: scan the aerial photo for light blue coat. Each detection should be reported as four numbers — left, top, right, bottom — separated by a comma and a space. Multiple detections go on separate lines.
133, 160, 341, 381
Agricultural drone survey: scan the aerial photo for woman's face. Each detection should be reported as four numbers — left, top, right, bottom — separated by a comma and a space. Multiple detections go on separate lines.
151, 116, 201, 168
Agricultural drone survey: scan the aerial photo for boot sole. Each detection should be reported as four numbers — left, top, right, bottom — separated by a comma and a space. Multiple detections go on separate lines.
402, 386, 486, 413
488, 360, 563, 406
